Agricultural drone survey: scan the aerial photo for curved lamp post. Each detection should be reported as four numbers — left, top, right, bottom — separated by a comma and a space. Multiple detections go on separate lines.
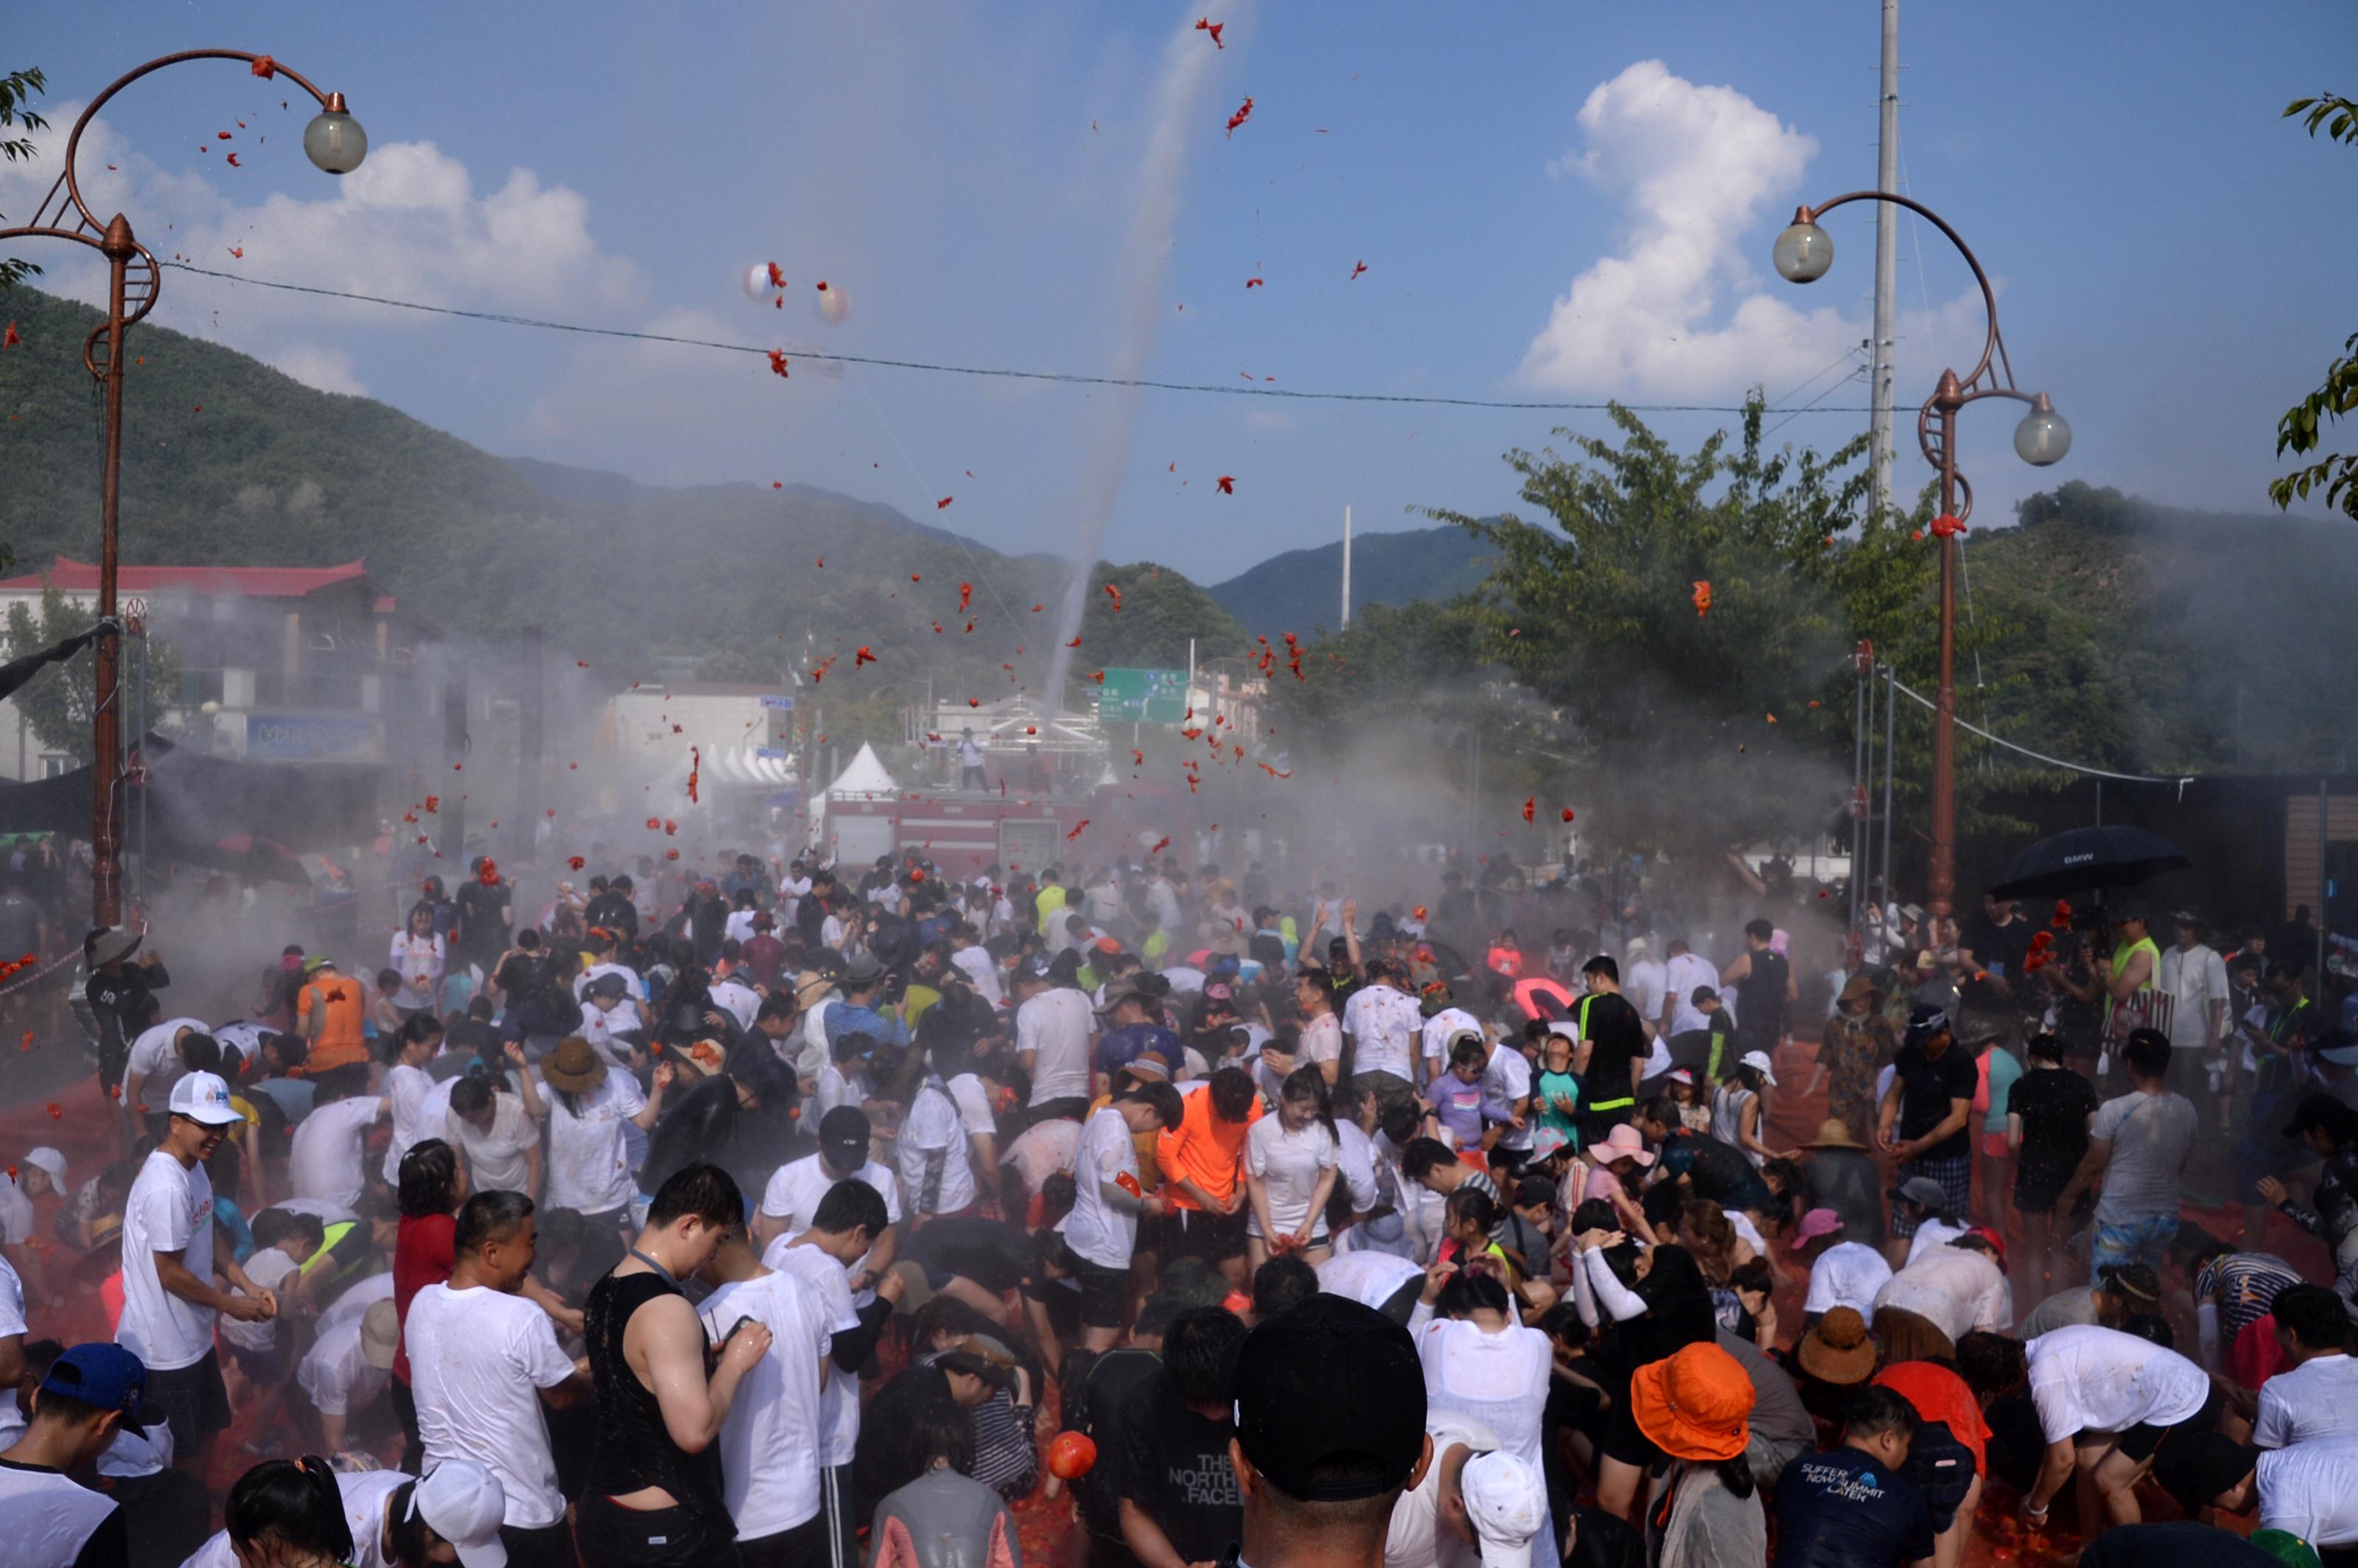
0, 51, 364, 925
1774, 193, 2068, 923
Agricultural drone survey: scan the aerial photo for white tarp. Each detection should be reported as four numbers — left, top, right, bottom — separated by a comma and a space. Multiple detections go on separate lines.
825, 741, 899, 799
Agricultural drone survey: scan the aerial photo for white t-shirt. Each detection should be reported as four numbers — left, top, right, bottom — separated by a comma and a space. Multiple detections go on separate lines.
287, 1094, 386, 1212
1385, 1411, 1500, 1568
1903, 1217, 1972, 1264
542, 1070, 647, 1214
761, 1155, 902, 1297
1665, 953, 1716, 1035
382, 1062, 438, 1184
1624, 959, 1668, 1035
0, 1461, 121, 1568
1318, 1249, 1424, 1313
766, 1242, 864, 1465
1002, 1119, 1082, 1195
700, 1269, 833, 1537
710, 978, 761, 1032
2159, 943, 2232, 1052
951, 947, 1003, 1009
1871, 1246, 2012, 1345
1343, 985, 1421, 1082
1017, 988, 1094, 1105
118, 1148, 216, 1371
297, 1312, 389, 1417
1063, 1106, 1144, 1270
391, 932, 446, 1011
1298, 1012, 1344, 1077
1481, 1047, 1534, 1152
125, 1017, 210, 1113
946, 1074, 997, 1140
446, 1091, 538, 1194
2256, 1351, 2358, 1448
0, 1175, 32, 1245
2259, 1435, 2358, 1547
898, 1079, 977, 1216
321, 1271, 395, 1340
220, 1247, 300, 1354
405, 1281, 578, 1528
2024, 1323, 2210, 1442
814, 1065, 871, 1121
1245, 1116, 1340, 1241
1416, 1316, 1553, 1477
1420, 1008, 1481, 1068
1803, 1242, 1894, 1320
1336, 1120, 1382, 1216
0, 1250, 23, 1339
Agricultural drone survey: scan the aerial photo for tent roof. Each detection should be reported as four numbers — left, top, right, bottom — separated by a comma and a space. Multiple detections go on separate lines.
825, 742, 898, 797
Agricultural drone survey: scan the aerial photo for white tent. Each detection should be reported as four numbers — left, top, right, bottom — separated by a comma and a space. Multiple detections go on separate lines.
825, 741, 899, 799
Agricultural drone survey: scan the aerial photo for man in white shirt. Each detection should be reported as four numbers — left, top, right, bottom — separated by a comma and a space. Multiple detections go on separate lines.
2253, 1282, 2358, 1448
1012, 958, 1094, 1120
1065, 1082, 1184, 1350
1993, 1321, 2218, 1533
758, 1108, 903, 1295
1478, 1030, 1536, 1175
121, 1016, 214, 1141
956, 729, 989, 790
445, 1075, 541, 1198
1869, 1233, 2012, 1345
699, 1212, 834, 1564
2155, 1432, 2358, 1555
1623, 938, 1668, 1040
1341, 962, 1421, 1110
285, 1082, 389, 1213
295, 1298, 394, 1454
1416, 987, 1481, 1083
118, 1071, 274, 1476
1796, 1208, 1893, 1323
948, 925, 1003, 1009
405, 1190, 590, 1568
1662, 939, 1717, 1038
898, 1066, 977, 1219
2161, 911, 2233, 1203
0, 1342, 146, 1568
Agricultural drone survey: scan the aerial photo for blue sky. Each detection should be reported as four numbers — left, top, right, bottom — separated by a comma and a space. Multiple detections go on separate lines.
12, 1, 2356, 581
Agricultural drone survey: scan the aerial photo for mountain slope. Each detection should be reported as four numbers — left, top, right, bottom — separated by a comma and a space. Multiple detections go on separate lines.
1207, 524, 1492, 634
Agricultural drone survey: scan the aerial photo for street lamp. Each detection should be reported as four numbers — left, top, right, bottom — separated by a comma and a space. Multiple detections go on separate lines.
0, 50, 363, 926
1772, 192, 2068, 923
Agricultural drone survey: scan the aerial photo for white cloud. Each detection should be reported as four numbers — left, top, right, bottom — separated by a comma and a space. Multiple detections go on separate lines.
1519, 60, 1976, 401
0, 101, 640, 365
265, 343, 367, 396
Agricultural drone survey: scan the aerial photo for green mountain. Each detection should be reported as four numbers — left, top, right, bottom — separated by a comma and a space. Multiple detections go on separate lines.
0, 287, 1236, 694
1206, 524, 1494, 635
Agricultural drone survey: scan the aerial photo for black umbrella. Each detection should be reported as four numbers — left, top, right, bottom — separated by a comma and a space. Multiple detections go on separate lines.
1986, 825, 2192, 902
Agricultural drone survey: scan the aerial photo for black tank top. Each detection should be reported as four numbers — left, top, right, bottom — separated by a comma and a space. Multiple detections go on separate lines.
1735, 948, 1789, 1046
583, 1266, 730, 1530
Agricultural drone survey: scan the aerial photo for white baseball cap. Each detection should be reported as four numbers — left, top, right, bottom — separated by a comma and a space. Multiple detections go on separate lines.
1460, 1450, 1547, 1568
20, 1147, 66, 1189
166, 1071, 242, 1127
412, 1457, 509, 1568
1738, 1049, 1779, 1087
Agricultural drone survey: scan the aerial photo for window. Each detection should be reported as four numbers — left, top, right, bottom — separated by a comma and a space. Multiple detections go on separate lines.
38, 755, 72, 780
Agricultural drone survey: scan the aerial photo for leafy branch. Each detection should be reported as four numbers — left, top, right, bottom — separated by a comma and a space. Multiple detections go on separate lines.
2270, 94, 2358, 521
0, 66, 47, 293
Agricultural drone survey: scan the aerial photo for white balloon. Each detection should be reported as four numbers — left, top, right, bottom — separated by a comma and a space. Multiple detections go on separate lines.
814, 280, 849, 326
743, 262, 780, 301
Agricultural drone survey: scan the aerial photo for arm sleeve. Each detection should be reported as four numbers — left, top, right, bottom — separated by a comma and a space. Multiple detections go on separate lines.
1582, 1246, 1650, 1323
829, 1295, 896, 1373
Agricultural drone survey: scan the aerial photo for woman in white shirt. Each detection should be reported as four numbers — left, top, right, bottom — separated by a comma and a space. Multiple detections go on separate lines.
1245, 1065, 1341, 1270
513, 1037, 665, 1277
388, 903, 447, 1017
1418, 1267, 1558, 1566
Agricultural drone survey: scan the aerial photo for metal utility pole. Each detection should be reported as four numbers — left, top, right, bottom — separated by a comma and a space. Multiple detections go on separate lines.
1869, 0, 1900, 517
515, 627, 543, 864
1340, 506, 1353, 631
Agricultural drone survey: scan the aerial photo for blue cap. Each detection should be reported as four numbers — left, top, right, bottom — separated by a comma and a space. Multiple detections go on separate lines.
40, 1343, 148, 1435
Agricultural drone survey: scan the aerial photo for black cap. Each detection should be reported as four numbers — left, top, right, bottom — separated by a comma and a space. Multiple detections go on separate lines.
1228, 1295, 1427, 1502
819, 1106, 871, 1169
2282, 1092, 2358, 1144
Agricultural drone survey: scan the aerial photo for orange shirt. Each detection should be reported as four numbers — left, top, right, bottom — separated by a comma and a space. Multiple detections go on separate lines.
1873, 1360, 1991, 1475
299, 976, 369, 1073
1157, 1085, 1263, 1211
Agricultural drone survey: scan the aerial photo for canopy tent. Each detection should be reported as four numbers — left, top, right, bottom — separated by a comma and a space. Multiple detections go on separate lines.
825, 742, 899, 800
0, 733, 391, 884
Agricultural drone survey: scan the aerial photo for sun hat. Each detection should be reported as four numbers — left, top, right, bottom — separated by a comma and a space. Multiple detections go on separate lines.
85, 927, 141, 967
1738, 1049, 1778, 1086
361, 1298, 401, 1372
167, 1071, 242, 1128
1794, 1208, 1844, 1244
1600, 1124, 1655, 1167
1797, 1306, 1879, 1385
1631, 1342, 1754, 1461
410, 1456, 510, 1568
1229, 1295, 1428, 1502
540, 1037, 609, 1095
1838, 973, 1883, 1007
1805, 1118, 1867, 1150
1459, 1451, 1548, 1568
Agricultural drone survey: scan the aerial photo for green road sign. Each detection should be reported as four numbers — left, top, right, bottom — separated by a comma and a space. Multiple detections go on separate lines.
1098, 667, 1189, 724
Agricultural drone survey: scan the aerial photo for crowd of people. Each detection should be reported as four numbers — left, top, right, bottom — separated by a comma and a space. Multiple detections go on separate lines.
2, 846, 2357, 1568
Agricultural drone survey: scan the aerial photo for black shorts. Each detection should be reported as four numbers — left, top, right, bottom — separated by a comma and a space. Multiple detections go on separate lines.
145, 1349, 233, 1451
2114, 1384, 2223, 1463
223, 1335, 290, 1386
1164, 1205, 1247, 1263
1600, 1397, 1666, 1470
2012, 1161, 2074, 1215
1071, 1256, 1131, 1329
1903, 1419, 1976, 1530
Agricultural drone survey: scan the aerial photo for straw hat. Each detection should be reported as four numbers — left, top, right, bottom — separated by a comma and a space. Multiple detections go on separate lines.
1797, 1306, 1878, 1385
1804, 1118, 1867, 1151
1837, 973, 1883, 1008
1631, 1342, 1755, 1462
541, 1036, 609, 1095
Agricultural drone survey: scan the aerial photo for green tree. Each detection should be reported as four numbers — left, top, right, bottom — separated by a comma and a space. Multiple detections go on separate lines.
3, 584, 179, 763
1, 66, 47, 293
2272, 92, 2358, 522
1075, 562, 1247, 671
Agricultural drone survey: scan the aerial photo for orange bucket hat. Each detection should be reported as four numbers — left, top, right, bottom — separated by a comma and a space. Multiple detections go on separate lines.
1631, 1342, 1755, 1462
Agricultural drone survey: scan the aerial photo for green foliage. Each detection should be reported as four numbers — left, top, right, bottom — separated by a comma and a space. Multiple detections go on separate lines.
1076, 562, 1246, 671
2272, 94, 2358, 522
1, 583, 179, 763
0, 66, 46, 293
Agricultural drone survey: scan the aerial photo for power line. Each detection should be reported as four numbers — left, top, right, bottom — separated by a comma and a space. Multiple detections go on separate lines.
161, 262, 1881, 417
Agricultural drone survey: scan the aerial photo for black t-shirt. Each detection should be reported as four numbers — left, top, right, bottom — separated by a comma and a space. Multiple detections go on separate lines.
1578, 992, 1649, 1104
1959, 914, 2033, 981
1771, 1446, 1935, 1568
1891, 1042, 1979, 1160
1735, 948, 1791, 1047
1802, 1147, 1886, 1245
1112, 1372, 1242, 1565
455, 880, 508, 953
1070, 1347, 1164, 1537
2008, 1066, 2098, 1174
